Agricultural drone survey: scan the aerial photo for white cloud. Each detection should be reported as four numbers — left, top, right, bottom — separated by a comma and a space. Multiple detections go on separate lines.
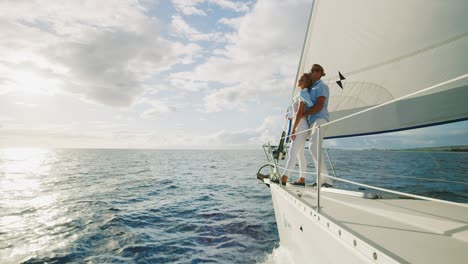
0, 128, 138, 149
0, 0, 317, 149
0, 0, 152, 37
15, 102, 38, 108
208, 0, 251, 13
209, 115, 283, 146
201, 70, 293, 112
0, 0, 203, 107
172, 0, 251, 16
203, 84, 249, 112
217, 17, 242, 28
170, 15, 225, 42
172, 0, 312, 112
172, 0, 207, 16
0, 112, 282, 149
202, 79, 287, 112
141, 106, 176, 118
168, 78, 209, 92
45, 29, 174, 107
126, 114, 284, 149
140, 99, 177, 119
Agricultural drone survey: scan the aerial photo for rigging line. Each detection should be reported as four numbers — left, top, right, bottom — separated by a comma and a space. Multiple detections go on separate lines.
278, 72, 468, 140
275, 164, 468, 185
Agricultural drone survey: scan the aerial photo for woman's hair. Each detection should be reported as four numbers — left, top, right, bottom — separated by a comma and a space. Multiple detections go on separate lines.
311, 64, 326, 77
298, 73, 313, 88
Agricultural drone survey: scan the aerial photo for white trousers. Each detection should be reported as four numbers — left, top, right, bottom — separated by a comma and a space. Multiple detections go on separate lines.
308, 118, 332, 185
282, 118, 309, 179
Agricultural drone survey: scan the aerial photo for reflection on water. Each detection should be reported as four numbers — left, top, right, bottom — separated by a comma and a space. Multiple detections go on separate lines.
1, 148, 465, 263
0, 148, 75, 263
1, 149, 279, 263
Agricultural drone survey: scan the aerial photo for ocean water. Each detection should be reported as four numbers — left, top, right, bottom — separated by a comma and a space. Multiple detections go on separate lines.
1, 148, 467, 263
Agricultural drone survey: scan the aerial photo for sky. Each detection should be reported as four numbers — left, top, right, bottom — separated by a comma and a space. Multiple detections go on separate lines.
0, 0, 467, 150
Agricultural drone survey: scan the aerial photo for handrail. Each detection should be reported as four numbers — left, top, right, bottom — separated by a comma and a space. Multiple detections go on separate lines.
316, 126, 322, 211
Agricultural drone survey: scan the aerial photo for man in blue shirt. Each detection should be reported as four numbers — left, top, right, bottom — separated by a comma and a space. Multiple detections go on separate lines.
302, 64, 333, 187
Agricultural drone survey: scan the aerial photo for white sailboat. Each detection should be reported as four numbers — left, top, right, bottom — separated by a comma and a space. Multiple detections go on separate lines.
260, 0, 468, 263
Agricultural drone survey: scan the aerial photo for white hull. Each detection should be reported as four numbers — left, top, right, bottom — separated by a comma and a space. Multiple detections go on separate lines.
269, 183, 468, 264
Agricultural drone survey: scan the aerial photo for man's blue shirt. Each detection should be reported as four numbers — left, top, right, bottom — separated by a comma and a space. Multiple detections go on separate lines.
304, 79, 329, 124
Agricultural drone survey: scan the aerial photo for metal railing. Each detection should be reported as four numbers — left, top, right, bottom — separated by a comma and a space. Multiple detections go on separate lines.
268, 140, 468, 209
263, 128, 468, 209
269, 73, 468, 210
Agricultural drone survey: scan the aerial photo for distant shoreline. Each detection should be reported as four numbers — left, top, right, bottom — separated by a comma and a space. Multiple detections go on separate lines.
365, 146, 468, 152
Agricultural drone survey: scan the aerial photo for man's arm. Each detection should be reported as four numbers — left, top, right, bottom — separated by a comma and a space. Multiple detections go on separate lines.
303, 96, 326, 117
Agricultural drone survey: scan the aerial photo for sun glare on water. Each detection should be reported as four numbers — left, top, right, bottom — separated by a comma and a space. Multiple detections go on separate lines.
0, 148, 74, 262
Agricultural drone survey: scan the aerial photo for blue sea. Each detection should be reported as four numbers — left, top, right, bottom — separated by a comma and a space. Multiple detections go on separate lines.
1, 148, 467, 263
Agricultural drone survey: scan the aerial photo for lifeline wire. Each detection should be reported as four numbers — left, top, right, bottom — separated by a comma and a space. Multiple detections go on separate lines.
272, 164, 468, 208
275, 164, 468, 185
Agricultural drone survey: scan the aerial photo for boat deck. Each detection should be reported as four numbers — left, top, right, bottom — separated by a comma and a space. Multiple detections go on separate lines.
283, 184, 468, 263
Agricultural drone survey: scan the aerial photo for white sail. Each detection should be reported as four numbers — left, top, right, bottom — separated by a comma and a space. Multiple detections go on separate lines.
295, 0, 468, 138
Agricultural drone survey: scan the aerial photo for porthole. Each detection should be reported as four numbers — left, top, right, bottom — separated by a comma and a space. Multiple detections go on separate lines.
353, 240, 357, 247
373, 252, 377, 260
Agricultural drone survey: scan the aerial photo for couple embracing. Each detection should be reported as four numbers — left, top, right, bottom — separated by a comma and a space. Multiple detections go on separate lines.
280, 64, 333, 187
